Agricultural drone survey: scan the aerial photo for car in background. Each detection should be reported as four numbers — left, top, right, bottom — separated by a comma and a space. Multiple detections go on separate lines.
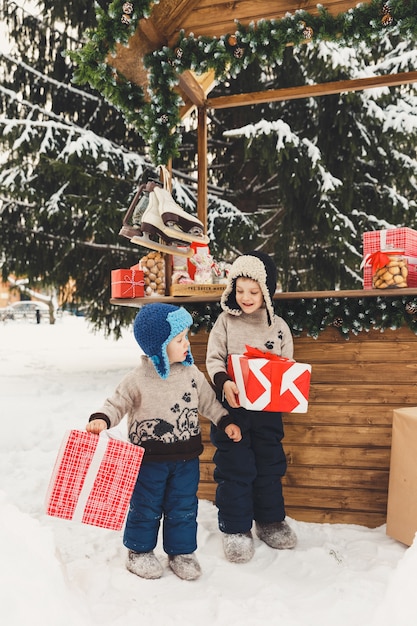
2, 301, 50, 321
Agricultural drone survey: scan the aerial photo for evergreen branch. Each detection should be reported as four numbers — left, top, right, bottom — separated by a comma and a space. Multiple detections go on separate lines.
191, 295, 417, 337
0, 115, 88, 132
69, 0, 417, 164
30, 228, 134, 253
0, 85, 92, 127
4, 1, 85, 46
0, 52, 102, 103
0, 115, 146, 173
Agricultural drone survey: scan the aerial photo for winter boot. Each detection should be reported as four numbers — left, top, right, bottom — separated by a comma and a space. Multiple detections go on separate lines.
222, 531, 255, 564
255, 520, 297, 550
168, 553, 202, 581
126, 550, 163, 579
153, 186, 209, 244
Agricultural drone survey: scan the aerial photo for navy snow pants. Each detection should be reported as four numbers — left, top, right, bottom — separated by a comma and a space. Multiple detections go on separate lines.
123, 457, 199, 555
210, 407, 287, 534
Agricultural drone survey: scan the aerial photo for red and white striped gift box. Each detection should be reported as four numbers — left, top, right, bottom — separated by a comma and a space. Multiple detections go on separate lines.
45, 430, 144, 531
362, 227, 417, 289
227, 346, 312, 413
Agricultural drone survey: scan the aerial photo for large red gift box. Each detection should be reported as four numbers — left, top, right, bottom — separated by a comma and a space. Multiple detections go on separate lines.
45, 430, 144, 531
362, 227, 417, 289
227, 346, 312, 413
111, 264, 144, 298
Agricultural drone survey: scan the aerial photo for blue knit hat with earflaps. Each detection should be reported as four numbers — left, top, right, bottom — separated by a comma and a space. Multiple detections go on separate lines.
133, 303, 193, 379
221, 251, 277, 325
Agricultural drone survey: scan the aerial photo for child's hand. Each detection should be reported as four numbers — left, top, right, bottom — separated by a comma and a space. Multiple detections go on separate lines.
225, 423, 242, 442
223, 380, 240, 408
86, 419, 108, 434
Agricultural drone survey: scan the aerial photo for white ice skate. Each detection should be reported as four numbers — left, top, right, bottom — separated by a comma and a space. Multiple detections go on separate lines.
119, 180, 161, 241
131, 191, 193, 257
153, 186, 210, 245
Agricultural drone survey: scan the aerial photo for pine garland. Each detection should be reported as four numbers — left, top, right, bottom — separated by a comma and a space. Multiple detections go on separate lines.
189, 295, 417, 339
70, 0, 417, 164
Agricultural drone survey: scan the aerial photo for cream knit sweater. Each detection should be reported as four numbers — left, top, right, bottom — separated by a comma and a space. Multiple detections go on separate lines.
206, 308, 294, 391
90, 356, 232, 461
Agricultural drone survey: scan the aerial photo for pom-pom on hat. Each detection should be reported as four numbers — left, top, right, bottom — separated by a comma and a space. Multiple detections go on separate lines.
133, 303, 193, 379
221, 251, 277, 325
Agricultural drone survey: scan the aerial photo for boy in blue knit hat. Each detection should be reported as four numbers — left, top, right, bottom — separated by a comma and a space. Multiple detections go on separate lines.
87, 303, 241, 581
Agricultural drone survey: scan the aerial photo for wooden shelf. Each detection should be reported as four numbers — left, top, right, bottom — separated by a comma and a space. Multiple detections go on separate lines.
110, 287, 417, 308
110, 293, 223, 307
274, 288, 417, 300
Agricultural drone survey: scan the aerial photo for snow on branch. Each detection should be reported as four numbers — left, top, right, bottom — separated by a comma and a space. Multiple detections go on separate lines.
0, 115, 146, 174
0, 52, 101, 103
224, 119, 298, 152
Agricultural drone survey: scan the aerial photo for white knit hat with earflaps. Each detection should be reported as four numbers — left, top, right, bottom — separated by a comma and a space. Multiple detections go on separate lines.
220, 251, 277, 326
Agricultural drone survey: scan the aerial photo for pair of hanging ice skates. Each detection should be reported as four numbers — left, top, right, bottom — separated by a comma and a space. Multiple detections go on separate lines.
119, 169, 208, 258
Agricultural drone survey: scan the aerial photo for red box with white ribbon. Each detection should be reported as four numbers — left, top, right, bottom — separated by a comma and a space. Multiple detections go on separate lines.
227, 346, 312, 413
362, 227, 417, 289
111, 264, 144, 298
45, 430, 144, 530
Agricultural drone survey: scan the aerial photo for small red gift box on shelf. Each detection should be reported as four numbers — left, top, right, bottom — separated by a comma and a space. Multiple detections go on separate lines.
45, 430, 144, 531
362, 228, 417, 289
227, 346, 312, 413
111, 264, 144, 298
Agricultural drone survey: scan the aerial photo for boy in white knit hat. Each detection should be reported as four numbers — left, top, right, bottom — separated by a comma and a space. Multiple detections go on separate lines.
87, 303, 241, 580
206, 251, 297, 563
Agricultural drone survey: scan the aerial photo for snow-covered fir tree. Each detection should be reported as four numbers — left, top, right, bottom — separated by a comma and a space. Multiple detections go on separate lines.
0, 1, 253, 335
1, 1, 417, 334
201, 36, 417, 291
0, 1, 153, 335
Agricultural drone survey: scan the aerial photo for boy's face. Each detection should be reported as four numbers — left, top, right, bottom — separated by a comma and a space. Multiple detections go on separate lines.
235, 277, 264, 315
166, 328, 190, 365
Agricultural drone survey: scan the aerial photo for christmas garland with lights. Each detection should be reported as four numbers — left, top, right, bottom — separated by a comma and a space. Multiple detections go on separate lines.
70, 0, 417, 164
189, 295, 417, 338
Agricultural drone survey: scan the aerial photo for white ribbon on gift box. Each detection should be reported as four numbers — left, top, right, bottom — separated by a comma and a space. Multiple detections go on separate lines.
230, 355, 310, 412
361, 228, 417, 274
232, 357, 271, 411
374, 230, 417, 266
281, 364, 311, 413
72, 429, 127, 523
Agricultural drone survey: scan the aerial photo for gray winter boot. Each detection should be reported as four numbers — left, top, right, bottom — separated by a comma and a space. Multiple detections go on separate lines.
168, 553, 202, 581
255, 520, 297, 549
126, 550, 163, 579
223, 531, 255, 563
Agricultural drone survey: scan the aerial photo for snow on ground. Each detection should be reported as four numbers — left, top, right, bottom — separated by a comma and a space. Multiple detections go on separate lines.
0, 314, 415, 626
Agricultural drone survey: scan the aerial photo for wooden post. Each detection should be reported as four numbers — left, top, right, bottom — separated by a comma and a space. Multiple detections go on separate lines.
162, 160, 172, 295
197, 106, 208, 232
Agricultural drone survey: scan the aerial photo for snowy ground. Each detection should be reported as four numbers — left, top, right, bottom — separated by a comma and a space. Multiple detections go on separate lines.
1, 314, 416, 626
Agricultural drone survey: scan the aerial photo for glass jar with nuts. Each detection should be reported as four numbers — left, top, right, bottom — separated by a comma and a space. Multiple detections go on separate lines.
370, 249, 408, 289
139, 251, 166, 296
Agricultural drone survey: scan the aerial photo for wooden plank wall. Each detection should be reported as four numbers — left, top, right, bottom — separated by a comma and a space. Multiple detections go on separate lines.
191, 325, 417, 528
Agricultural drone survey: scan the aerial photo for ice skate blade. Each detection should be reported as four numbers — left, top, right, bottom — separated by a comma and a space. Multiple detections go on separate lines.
119, 225, 142, 240
163, 226, 210, 245
130, 235, 193, 257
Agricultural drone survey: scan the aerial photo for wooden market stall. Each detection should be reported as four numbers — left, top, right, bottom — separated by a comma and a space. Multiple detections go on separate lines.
83, 1, 417, 527
112, 288, 417, 528
106, 0, 417, 229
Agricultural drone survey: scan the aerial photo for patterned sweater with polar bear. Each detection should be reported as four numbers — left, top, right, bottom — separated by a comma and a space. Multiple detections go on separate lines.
89, 355, 233, 462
